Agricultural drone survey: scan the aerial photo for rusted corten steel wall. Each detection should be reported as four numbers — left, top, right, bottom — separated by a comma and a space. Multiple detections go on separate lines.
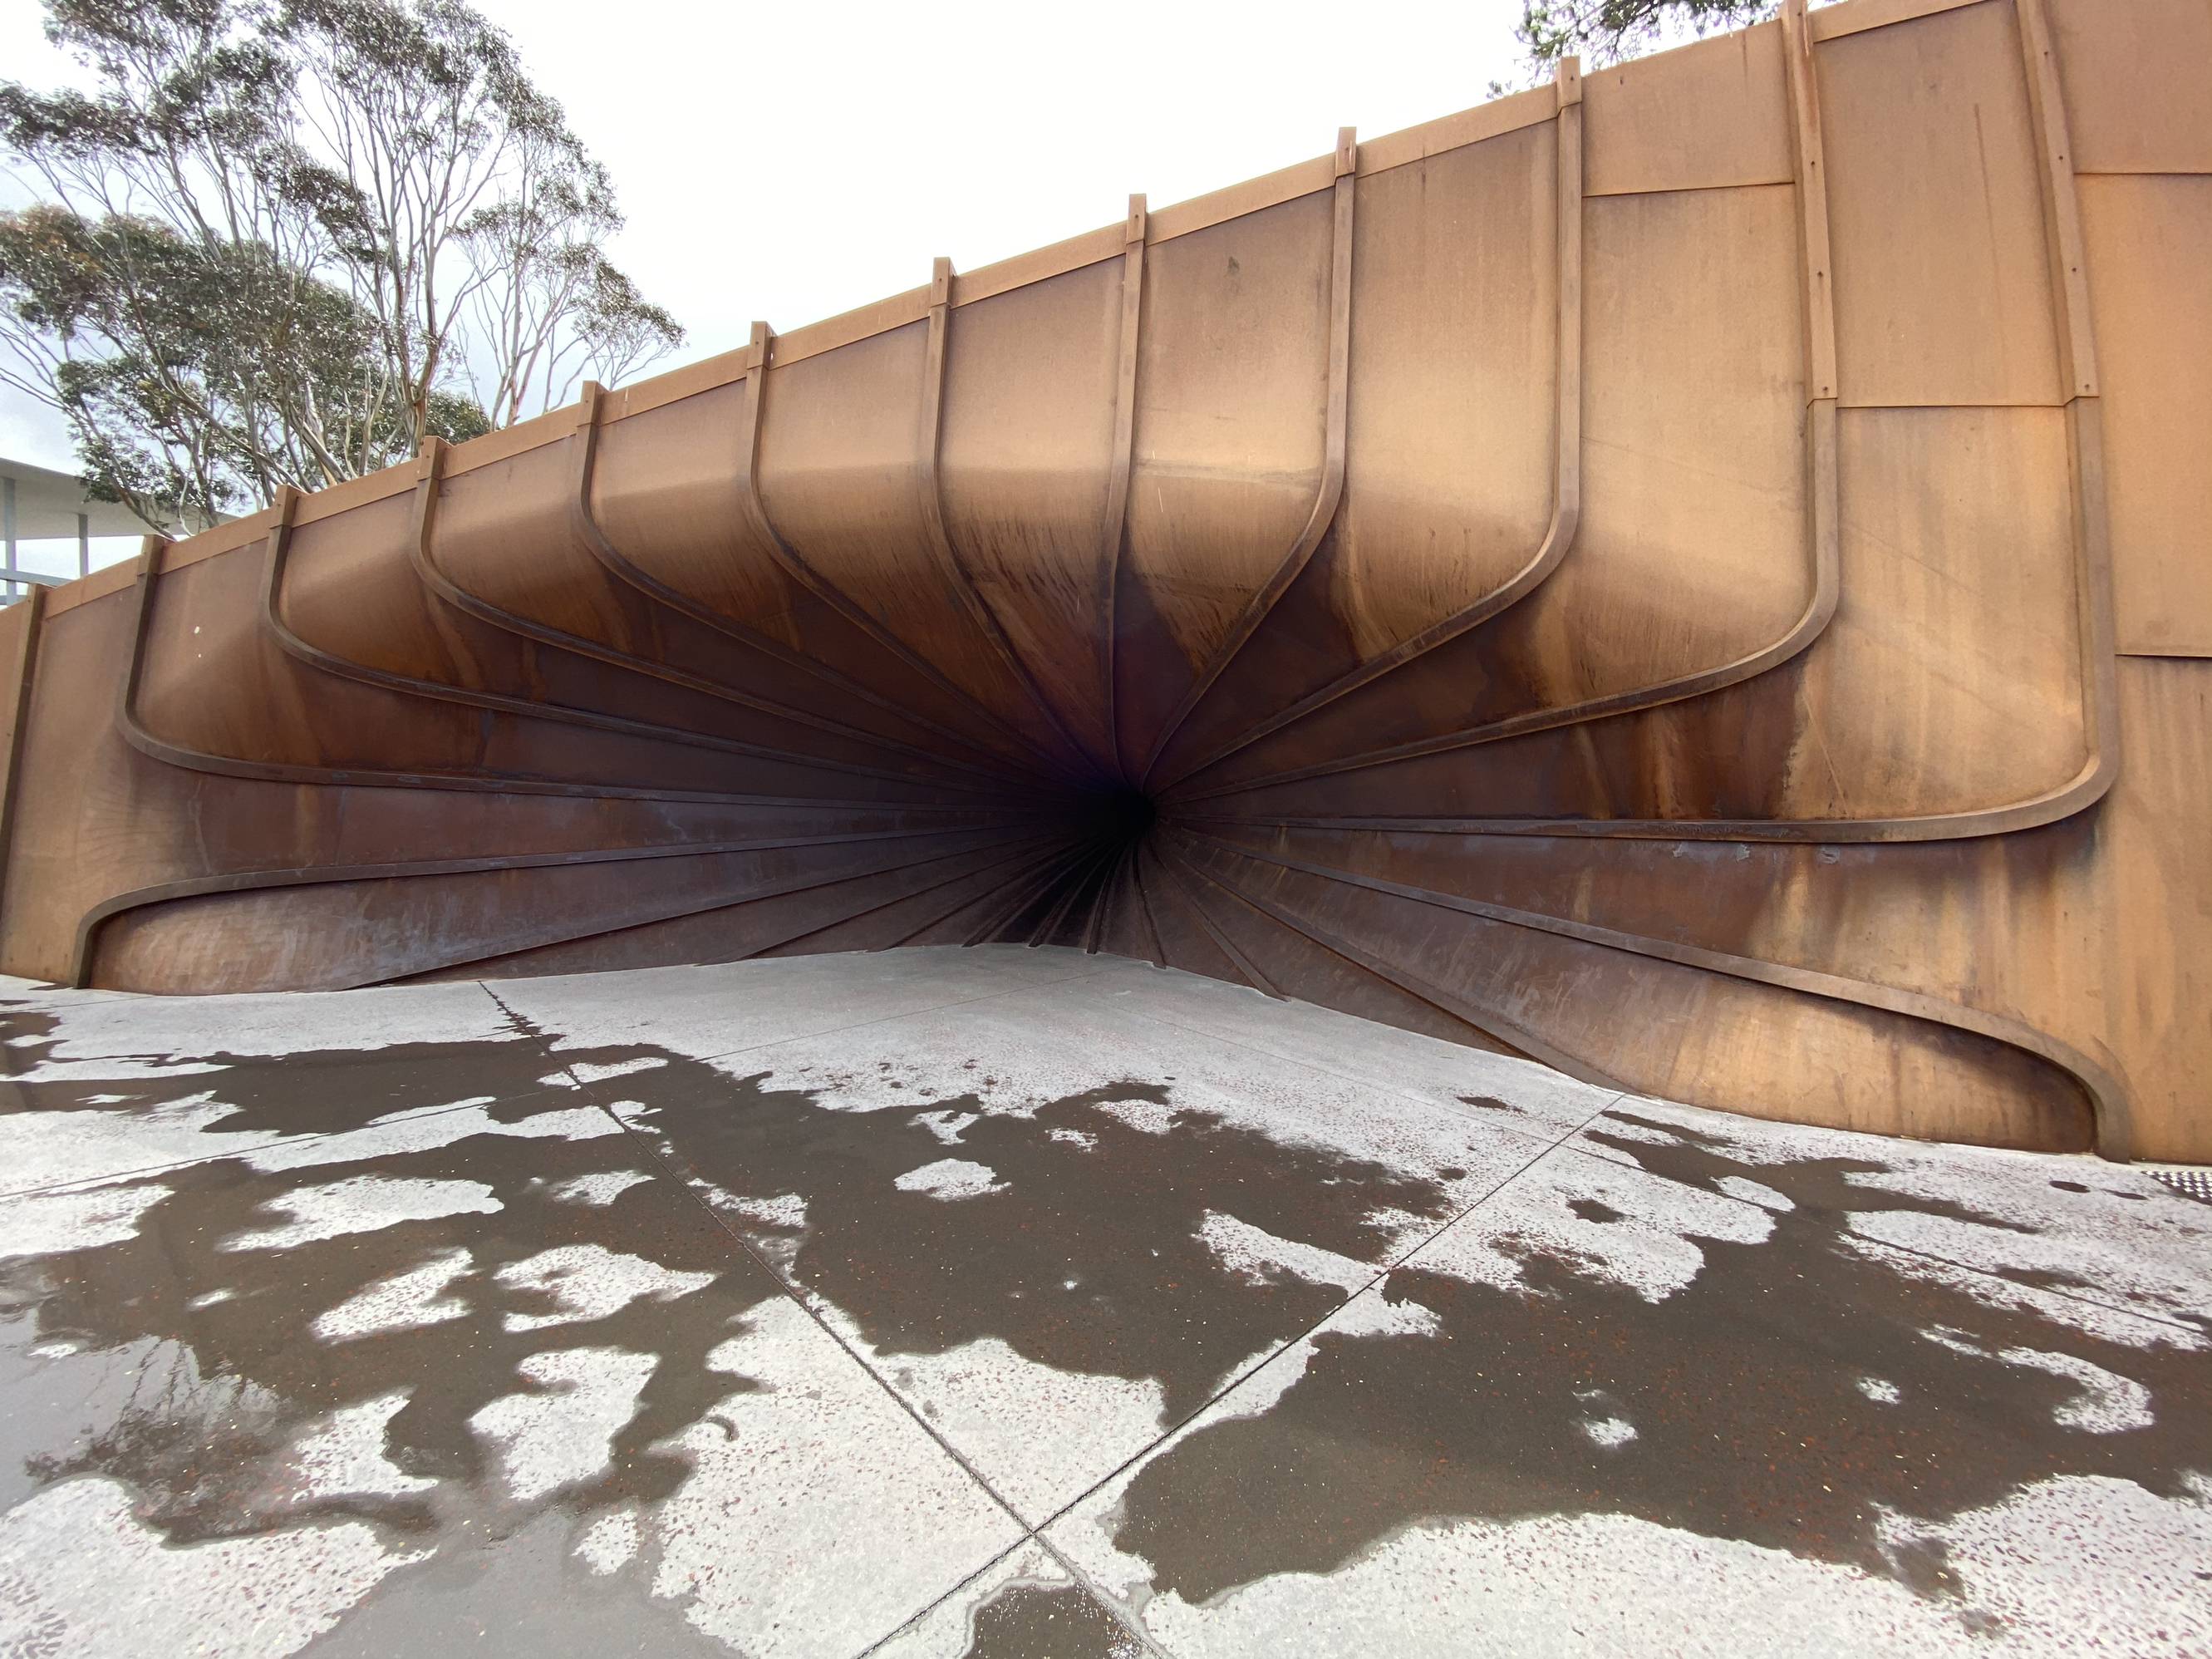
0, 0, 2205, 1159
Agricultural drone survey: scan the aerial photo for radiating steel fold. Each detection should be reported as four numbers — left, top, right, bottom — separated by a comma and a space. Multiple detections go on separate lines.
2, 0, 2202, 1162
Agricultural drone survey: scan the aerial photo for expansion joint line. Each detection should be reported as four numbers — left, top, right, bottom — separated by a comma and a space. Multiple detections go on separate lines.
478, 982, 1176, 1659
871, 1080, 1629, 1658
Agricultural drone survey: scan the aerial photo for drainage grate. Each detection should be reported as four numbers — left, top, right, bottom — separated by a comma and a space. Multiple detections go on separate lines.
2145, 1167, 2212, 1206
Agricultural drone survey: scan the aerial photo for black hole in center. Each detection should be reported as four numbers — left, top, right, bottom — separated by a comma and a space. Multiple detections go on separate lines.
1094, 786, 1157, 847
996, 787, 1159, 946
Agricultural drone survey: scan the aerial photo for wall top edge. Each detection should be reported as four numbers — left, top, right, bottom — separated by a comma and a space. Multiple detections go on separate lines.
1811, 0, 1988, 42
42, 0, 1981, 608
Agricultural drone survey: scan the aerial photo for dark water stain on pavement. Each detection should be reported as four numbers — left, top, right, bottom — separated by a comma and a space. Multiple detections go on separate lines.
1459, 1095, 1523, 1115
959, 1581, 1140, 1659
12, 1002, 2206, 1642
616, 1062, 1456, 1421
0, 1003, 62, 1074
0, 995, 586, 1142
0, 1036, 781, 1547
0, 1012, 1461, 1567
1594, 1108, 2212, 1335
1111, 1114, 2212, 1611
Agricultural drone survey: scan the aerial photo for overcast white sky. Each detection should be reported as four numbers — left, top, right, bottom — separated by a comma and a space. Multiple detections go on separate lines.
2, 0, 1537, 573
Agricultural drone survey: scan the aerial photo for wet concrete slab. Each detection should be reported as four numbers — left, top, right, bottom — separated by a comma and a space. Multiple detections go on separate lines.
876, 1543, 1141, 1659
1048, 1138, 2212, 1657
0, 951, 2205, 1657
1570, 1097, 2212, 1332
0, 971, 1026, 1657
488, 946, 1143, 1066
1084, 966, 1606, 1141
601, 974, 1605, 1524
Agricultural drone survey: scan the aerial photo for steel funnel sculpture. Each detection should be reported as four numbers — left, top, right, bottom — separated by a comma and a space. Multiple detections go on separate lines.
2, 0, 2205, 1162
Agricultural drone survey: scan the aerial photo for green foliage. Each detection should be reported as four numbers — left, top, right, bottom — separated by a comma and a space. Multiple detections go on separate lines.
1515, 0, 1773, 71
0, 205, 430, 523
0, 0, 683, 529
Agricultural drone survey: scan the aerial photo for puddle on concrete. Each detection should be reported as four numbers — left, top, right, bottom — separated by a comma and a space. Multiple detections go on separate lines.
0, 997, 1472, 1648
0, 1102, 769, 1546
958, 1581, 1139, 1658
0, 996, 577, 1142
614, 1061, 1455, 1422
4, 992, 2208, 1652
1109, 1110, 2212, 1612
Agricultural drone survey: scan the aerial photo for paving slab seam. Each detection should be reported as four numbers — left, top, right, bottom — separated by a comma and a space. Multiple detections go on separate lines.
484, 972, 1602, 1659
908, 1092, 1632, 1585
472, 980, 1149, 1657
995, 1537, 1183, 1659
602, 955, 1147, 1074
0, 1082, 582, 1203
853, 1522, 1184, 1659
1547, 1136, 2212, 1342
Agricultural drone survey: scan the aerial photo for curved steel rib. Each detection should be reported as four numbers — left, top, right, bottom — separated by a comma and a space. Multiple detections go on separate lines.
261, 490, 1025, 805
406, 442, 1030, 796
1133, 128, 1359, 790
73, 823, 1038, 991
8, 0, 2194, 1164
568, 382, 1042, 788
730, 322, 1089, 787
1154, 67, 1586, 795
1178, 0, 2117, 847
1170, 27, 1839, 810
1101, 194, 1148, 785
918, 258, 1117, 784
1184, 830, 2130, 1159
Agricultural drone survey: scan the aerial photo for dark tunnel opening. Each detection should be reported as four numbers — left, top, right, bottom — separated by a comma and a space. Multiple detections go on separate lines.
990, 783, 1163, 949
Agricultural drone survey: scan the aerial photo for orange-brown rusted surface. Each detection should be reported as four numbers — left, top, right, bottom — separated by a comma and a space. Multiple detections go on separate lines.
2, 0, 2205, 1160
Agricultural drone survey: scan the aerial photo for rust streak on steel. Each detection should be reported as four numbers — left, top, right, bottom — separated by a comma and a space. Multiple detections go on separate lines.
2, 0, 2204, 1164
1153, 67, 1585, 793
568, 382, 1044, 790
1136, 126, 1358, 790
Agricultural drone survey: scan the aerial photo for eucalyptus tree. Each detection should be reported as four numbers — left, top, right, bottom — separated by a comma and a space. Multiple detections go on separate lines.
1515, 0, 1773, 70
0, 0, 681, 529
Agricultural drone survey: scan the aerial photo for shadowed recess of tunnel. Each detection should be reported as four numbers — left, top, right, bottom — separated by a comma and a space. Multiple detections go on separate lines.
0, 1007, 2205, 1619
1110, 1106, 2212, 1616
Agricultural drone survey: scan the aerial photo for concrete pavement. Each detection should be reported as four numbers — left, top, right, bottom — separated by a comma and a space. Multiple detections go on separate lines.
0, 948, 2204, 1656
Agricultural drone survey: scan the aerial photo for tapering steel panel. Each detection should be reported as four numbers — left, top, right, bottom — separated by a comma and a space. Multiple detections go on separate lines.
2, 0, 2205, 1161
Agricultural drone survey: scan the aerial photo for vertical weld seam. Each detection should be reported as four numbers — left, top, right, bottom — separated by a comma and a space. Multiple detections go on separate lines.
1135, 143, 1358, 789
922, 268, 1108, 784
